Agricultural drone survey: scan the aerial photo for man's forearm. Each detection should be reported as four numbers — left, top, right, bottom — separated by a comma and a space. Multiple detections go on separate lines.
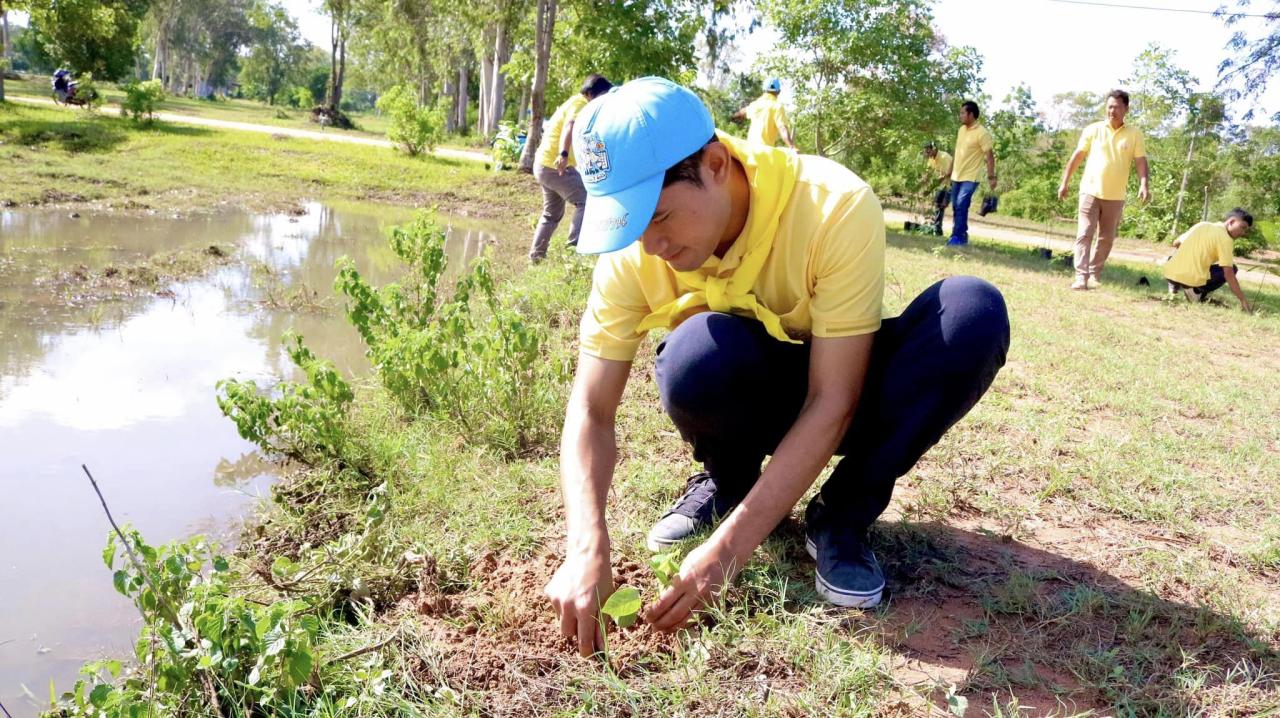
712, 396, 853, 561
1226, 270, 1249, 308
558, 409, 616, 550
1061, 151, 1084, 185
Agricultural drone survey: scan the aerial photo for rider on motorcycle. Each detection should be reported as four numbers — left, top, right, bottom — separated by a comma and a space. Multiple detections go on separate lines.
52, 69, 76, 104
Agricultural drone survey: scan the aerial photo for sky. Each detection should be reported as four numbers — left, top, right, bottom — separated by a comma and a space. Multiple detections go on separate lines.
15, 0, 1280, 121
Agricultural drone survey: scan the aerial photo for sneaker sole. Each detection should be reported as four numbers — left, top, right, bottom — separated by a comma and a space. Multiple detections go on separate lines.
805, 537, 884, 608
646, 534, 681, 552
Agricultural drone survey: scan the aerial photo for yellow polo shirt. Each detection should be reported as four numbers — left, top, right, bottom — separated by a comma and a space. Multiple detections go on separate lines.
927, 151, 953, 181
951, 123, 994, 183
744, 93, 790, 147
579, 147, 886, 362
537, 94, 589, 170
1076, 121, 1146, 201
1163, 222, 1235, 287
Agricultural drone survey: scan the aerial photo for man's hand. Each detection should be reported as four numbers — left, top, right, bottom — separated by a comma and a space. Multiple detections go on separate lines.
1139, 181, 1151, 204
544, 546, 614, 657
988, 174, 998, 192
555, 155, 569, 175
1057, 182, 1070, 201
1241, 299, 1253, 314
645, 538, 741, 632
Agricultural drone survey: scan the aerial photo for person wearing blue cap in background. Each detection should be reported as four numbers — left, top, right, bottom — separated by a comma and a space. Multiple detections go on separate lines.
732, 78, 797, 149
543, 77, 1010, 656
527, 74, 614, 263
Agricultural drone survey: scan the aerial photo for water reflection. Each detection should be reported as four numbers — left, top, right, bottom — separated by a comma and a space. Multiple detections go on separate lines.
0, 202, 507, 715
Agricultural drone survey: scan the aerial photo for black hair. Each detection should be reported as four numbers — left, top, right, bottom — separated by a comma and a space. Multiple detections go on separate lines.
961, 101, 980, 119
1107, 89, 1131, 107
662, 135, 719, 189
923, 141, 937, 151
581, 74, 613, 99
1225, 207, 1254, 226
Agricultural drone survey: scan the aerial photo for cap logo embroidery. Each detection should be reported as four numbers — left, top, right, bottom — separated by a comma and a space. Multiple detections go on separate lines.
580, 131, 611, 184
592, 213, 628, 230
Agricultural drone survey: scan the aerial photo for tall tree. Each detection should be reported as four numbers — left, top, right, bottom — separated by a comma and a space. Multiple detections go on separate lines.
517, 0, 555, 171
1217, 0, 1280, 122
320, 0, 356, 123
239, 1, 307, 104
25, 0, 150, 81
759, 0, 982, 167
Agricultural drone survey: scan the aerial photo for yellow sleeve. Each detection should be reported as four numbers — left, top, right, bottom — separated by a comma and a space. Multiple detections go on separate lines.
809, 188, 886, 338
1075, 126, 1093, 154
1216, 233, 1236, 268
577, 250, 650, 362
1133, 130, 1147, 159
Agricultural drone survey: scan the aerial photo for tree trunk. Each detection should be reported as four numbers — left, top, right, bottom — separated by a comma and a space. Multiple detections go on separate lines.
0, 4, 7, 103
456, 63, 469, 133
444, 75, 457, 133
518, 83, 530, 131
489, 21, 509, 136
1171, 130, 1197, 238
326, 17, 339, 109
519, 0, 557, 173
478, 24, 495, 137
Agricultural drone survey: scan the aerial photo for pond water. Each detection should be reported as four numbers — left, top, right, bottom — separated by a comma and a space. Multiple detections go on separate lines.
0, 201, 508, 715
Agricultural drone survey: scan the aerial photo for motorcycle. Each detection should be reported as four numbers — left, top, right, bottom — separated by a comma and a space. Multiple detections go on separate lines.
51, 69, 99, 108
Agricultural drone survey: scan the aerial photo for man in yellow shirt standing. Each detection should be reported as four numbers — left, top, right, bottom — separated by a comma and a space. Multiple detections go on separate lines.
527, 74, 613, 263
949, 101, 997, 246
733, 78, 797, 149
922, 142, 954, 236
543, 77, 1010, 655
1058, 89, 1151, 290
1162, 208, 1253, 312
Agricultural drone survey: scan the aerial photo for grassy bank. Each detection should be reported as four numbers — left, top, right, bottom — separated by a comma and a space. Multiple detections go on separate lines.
49, 200, 1280, 716
0, 101, 536, 218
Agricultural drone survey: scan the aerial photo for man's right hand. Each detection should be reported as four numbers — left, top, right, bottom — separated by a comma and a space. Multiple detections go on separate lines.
1057, 183, 1069, 201
544, 545, 614, 657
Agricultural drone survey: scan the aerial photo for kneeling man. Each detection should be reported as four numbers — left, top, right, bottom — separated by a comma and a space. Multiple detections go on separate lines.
544, 77, 1011, 656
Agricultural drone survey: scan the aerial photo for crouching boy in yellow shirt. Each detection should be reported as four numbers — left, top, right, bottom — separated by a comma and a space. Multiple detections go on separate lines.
1163, 208, 1254, 312
543, 77, 1011, 656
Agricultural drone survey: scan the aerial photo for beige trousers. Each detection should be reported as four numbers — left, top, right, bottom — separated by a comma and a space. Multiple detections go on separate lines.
1075, 194, 1125, 279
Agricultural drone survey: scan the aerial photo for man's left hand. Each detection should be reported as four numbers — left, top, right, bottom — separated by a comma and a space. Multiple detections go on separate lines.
644, 538, 742, 632
1139, 183, 1151, 204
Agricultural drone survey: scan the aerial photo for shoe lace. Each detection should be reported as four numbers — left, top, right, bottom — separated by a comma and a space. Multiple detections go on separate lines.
671, 472, 718, 517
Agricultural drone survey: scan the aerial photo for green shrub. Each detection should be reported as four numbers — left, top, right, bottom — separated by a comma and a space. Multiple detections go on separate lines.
122, 79, 164, 122
74, 73, 103, 113
375, 84, 445, 156
335, 211, 568, 457
216, 332, 360, 469
287, 85, 314, 109
491, 122, 523, 170
1000, 177, 1061, 223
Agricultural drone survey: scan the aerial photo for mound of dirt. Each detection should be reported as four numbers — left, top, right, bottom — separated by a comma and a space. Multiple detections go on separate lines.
397, 548, 677, 714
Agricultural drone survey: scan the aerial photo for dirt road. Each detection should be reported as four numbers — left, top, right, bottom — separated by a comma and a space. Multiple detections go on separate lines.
8, 94, 490, 164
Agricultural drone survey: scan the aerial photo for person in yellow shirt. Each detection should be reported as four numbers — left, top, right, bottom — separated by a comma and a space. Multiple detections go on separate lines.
544, 77, 1010, 655
949, 101, 997, 246
921, 142, 954, 236
1058, 89, 1151, 290
732, 78, 797, 149
527, 74, 613, 263
1163, 209, 1253, 312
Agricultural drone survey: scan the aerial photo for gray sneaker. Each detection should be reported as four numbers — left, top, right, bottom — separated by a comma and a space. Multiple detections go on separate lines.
646, 472, 740, 551
804, 496, 885, 608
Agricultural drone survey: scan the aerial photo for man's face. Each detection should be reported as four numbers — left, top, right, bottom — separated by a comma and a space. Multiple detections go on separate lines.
959, 107, 974, 125
924, 147, 937, 159
1106, 97, 1128, 125
1225, 216, 1251, 239
638, 152, 734, 272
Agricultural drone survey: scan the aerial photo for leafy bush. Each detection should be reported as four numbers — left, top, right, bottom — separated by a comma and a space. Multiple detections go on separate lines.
375, 84, 445, 156
491, 122, 523, 170
1000, 178, 1062, 223
217, 332, 360, 469
122, 79, 164, 122
335, 211, 568, 457
74, 73, 103, 112
287, 85, 314, 109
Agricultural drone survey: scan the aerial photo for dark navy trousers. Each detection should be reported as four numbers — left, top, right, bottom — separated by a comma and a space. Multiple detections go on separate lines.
654, 276, 1010, 533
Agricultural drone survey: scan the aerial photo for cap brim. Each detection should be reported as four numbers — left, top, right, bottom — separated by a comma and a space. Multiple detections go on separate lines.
575, 172, 663, 255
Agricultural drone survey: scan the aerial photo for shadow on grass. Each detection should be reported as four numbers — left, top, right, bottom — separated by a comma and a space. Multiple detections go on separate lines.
0, 111, 213, 153
765, 516, 1280, 714
887, 231, 1280, 315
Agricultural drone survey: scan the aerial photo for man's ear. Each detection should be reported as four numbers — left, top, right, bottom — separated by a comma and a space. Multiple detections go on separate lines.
703, 142, 732, 186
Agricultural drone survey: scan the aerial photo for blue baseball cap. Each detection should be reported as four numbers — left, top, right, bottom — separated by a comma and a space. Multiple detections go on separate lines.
764, 78, 782, 93
571, 77, 716, 255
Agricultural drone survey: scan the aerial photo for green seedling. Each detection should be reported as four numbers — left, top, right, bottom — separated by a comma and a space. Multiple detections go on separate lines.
600, 586, 641, 628
650, 551, 680, 589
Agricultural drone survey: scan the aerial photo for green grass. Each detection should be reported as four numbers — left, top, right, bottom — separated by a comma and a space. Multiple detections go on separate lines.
18, 110, 1279, 713
205, 229, 1280, 716
0, 100, 536, 216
